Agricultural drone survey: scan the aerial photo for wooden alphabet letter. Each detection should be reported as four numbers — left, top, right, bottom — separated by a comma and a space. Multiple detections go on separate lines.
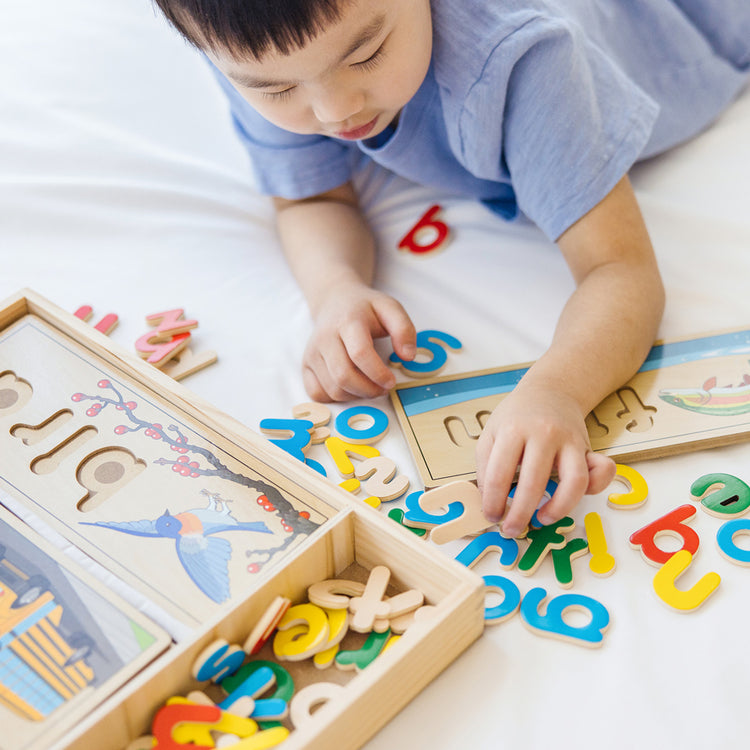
397, 205, 450, 254
629, 504, 700, 566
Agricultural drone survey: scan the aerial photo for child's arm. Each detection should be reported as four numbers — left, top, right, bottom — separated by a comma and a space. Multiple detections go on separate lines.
477, 175, 665, 536
273, 182, 417, 401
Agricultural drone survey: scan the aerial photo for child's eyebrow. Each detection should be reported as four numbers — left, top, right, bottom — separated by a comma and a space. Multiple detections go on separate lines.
338, 14, 386, 63
229, 14, 387, 90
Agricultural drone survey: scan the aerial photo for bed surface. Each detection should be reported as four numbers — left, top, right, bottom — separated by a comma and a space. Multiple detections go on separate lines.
2, 2, 750, 748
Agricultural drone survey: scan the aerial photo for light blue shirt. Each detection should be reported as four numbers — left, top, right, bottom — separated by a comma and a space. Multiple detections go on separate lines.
214, 0, 749, 240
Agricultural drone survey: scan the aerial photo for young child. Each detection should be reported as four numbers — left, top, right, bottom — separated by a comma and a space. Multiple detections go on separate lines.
154, 0, 749, 537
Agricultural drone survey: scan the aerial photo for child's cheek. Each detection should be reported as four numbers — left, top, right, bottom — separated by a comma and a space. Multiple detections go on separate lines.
248, 100, 307, 135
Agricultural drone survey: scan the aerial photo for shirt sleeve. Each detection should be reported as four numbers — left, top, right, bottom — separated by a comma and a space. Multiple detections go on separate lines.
460, 16, 660, 240
210, 65, 357, 199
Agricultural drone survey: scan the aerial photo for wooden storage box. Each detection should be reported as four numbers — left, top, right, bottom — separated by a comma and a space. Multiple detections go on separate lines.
0, 290, 485, 750
62, 508, 484, 749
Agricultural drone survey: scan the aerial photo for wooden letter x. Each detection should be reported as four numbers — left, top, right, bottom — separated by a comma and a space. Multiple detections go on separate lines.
348, 566, 391, 633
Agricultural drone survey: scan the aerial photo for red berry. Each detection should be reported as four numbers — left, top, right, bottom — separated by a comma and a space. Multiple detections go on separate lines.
299, 511, 310, 519
114, 425, 127, 435
86, 408, 97, 417
247, 563, 260, 574
177, 456, 189, 464
97, 379, 110, 388
71, 393, 84, 402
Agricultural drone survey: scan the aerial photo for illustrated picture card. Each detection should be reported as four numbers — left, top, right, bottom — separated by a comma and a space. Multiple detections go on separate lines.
0, 505, 170, 750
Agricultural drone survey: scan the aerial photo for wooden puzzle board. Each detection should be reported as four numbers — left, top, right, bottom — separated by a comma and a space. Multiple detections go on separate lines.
0, 505, 170, 750
0, 314, 338, 629
391, 326, 750, 487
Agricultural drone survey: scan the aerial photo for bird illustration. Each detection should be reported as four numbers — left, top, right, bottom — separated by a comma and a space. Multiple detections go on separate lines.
81, 493, 271, 603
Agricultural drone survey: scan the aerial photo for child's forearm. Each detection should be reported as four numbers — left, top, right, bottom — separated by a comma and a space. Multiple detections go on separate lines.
528, 175, 665, 412
273, 182, 376, 315
521, 252, 665, 415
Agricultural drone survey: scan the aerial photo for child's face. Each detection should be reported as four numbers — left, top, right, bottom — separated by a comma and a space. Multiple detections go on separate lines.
207, 0, 432, 141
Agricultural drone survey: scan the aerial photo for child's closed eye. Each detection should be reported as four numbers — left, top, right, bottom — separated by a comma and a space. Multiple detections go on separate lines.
351, 43, 386, 72
261, 86, 296, 101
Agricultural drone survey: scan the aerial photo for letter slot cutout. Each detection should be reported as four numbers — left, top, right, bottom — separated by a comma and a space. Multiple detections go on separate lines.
76, 447, 147, 512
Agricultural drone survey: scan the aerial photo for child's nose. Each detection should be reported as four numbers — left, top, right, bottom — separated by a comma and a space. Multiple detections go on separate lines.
312, 88, 364, 125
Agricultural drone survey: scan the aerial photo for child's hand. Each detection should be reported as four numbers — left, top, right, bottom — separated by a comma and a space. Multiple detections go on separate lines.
475, 382, 615, 537
302, 281, 416, 402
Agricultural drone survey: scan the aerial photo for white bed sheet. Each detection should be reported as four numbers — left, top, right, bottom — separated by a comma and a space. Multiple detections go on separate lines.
2, 2, 750, 748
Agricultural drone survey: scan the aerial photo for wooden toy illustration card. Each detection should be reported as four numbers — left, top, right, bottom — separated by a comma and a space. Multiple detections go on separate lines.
392, 327, 750, 487
0, 310, 337, 629
0, 505, 169, 750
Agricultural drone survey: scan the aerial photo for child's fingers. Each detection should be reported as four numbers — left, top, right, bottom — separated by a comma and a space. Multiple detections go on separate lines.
304, 338, 385, 401
476, 432, 522, 524
501, 445, 555, 537
322, 360, 386, 400
535, 446, 589, 526
302, 366, 333, 403
585, 451, 616, 494
340, 323, 395, 391
374, 298, 417, 362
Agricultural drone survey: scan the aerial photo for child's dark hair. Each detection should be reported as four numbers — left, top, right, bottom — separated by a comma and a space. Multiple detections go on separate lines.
153, 0, 344, 59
